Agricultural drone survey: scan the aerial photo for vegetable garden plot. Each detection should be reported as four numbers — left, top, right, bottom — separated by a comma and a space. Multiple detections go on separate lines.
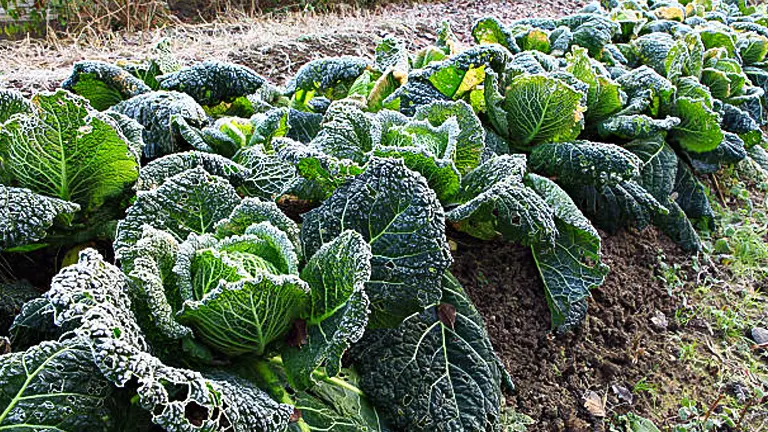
1, 0, 768, 430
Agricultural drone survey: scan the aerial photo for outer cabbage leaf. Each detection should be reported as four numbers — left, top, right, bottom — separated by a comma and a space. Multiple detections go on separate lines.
372, 145, 461, 204
615, 66, 675, 116
137, 150, 251, 191
529, 141, 642, 187
486, 73, 585, 148
632, 32, 676, 75
653, 198, 702, 251
598, 115, 681, 140
351, 279, 503, 432
472, 17, 520, 53
447, 178, 557, 245
282, 230, 372, 389
0, 90, 139, 214
687, 132, 746, 174
0, 185, 80, 251
668, 96, 724, 153
62, 61, 152, 110
157, 60, 266, 107
673, 160, 714, 225
111, 91, 208, 158
285, 57, 369, 102
0, 89, 32, 123
114, 167, 240, 258
625, 136, 678, 200
568, 180, 668, 234
301, 158, 452, 328
527, 173, 608, 332
214, 197, 301, 253
0, 339, 119, 431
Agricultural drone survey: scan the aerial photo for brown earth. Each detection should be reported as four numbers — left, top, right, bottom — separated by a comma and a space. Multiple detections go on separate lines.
452, 228, 717, 430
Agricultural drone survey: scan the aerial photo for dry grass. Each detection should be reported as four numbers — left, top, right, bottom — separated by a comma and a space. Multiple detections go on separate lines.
0, 0, 584, 93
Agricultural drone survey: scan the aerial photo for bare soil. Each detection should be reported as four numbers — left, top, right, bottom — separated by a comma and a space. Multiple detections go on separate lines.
451, 228, 723, 430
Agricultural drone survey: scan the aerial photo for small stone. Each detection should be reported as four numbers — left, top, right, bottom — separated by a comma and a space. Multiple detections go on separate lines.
611, 384, 633, 404
583, 390, 606, 418
650, 310, 668, 331
752, 327, 768, 346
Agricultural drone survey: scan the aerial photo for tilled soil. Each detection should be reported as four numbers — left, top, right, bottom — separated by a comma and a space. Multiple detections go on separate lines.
452, 227, 724, 430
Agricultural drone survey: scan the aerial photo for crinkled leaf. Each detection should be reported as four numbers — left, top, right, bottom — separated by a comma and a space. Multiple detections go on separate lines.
301, 158, 452, 328
235, 146, 298, 201
351, 283, 503, 432
673, 160, 714, 225
111, 91, 208, 158
282, 230, 372, 389
114, 167, 240, 258
286, 57, 369, 102
598, 114, 680, 140
529, 141, 642, 187
472, 17, 520, 53
566, 47, 624, 123
527, 174, 608, 332
0, 90, 139, 214
486, 73, 585, 148
447, 178, 557, 245
157, 60, 266, 107
62, 61, 152, 110
0, 185, 80, 251
0, 89, 32, 123
137, 150, 251, 191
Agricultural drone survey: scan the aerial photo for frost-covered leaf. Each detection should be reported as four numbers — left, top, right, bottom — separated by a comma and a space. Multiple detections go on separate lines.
301, 158, 452, 328
157, 60, 266, 107
286, 57, 369, 102
352, 281, 503, 432
486, 73, 585, 148
312, 100, 382, 164
472, 17, 520, 53
373, 145, 461, 204
137, 150, 251, 191
632, 32, 676, 76
235, 146, 298, 201
0, 339, 118, 431
0, 89, 32, 123
214, 197, 300, 252
448, 173, 557, 245
111, 91, 208, 158
62, 61, 152, 110
114, 167, 240, 258
0, 185, 80, 251
0, 90, 139, 214
527, 174, 608, 332
529, 141, 642, 187
598, 115, 680, 140
282, 230, 372, 389
44, 249, 294, 431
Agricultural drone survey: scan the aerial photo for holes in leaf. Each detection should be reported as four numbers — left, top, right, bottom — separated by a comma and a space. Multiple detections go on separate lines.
161, 380, 190, 403
184, 400, 209, 427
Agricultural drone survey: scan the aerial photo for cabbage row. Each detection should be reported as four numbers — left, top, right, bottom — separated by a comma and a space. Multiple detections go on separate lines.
2, 0, 768, 430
